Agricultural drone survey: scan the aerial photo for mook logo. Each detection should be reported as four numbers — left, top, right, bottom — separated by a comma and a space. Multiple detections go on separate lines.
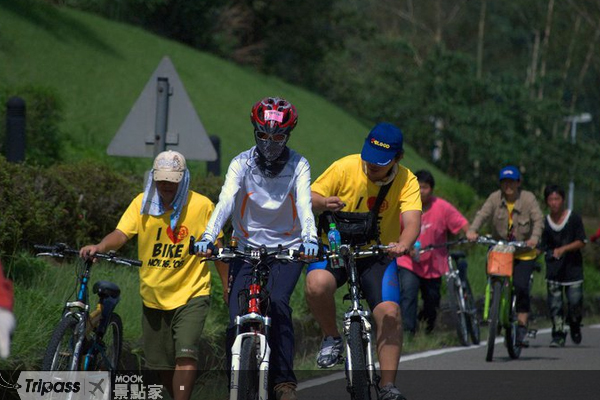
370, 138, 391, 149
16, 371, 109, 400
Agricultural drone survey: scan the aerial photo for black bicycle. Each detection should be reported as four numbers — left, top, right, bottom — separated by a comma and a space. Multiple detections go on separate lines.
418, 239, 480, 346
326, 243, 391, 400
36, 243, 141, 371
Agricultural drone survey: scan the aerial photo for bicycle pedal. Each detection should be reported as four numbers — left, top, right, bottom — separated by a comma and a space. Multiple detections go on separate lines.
527, 329, 537, 339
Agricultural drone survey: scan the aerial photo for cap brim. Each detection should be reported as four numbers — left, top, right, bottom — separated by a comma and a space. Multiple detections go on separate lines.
153, 170, 184, 183
361, 141, 395, 166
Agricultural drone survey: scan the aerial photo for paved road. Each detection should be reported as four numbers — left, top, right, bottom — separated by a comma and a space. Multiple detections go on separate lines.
298, 325, 600, 400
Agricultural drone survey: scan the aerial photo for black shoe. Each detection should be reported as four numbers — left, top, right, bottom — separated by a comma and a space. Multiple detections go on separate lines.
549, 334, 566, 348
516, 325, 529, 348
570, 323, 582, 344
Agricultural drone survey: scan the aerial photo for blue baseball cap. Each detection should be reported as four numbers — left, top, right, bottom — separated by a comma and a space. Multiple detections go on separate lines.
499, 165, 521, 181
360, 123, 404, 166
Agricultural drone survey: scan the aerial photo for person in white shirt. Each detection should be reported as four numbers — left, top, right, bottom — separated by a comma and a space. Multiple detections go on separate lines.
194, 97, 318, 400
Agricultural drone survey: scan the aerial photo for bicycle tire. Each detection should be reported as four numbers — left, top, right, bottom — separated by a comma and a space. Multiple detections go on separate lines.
42, 315, 81, 371
506, 294, 522, 359
463, 281, 481, 345
486, 280, 502, 362
236, 336, 259, 400
92, 313, 123, 371
447, 278, 469, 346
346, 319, 371, 400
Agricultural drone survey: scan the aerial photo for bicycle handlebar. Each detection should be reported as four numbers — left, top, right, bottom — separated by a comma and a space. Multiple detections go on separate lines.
473, 236, 529, 249
417, 236, 531, 254
34, 243, 142, 267
418, 238, 470, 254
189, 235, 305, 263
209, 246, 303, 263
318, 243, 394, 259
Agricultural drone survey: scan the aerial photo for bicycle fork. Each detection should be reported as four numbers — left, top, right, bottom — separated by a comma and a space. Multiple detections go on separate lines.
343, 312, 377, 386
230, 331, 270, 400
483, 278, 509, 323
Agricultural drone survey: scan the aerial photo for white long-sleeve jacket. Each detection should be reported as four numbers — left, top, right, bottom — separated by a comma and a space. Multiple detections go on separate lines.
202, 147, 318, 250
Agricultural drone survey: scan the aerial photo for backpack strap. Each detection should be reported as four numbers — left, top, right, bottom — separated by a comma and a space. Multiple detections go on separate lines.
371, 182, 392, 216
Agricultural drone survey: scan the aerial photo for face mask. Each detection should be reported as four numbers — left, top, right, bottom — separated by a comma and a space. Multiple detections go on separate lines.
254, 133, 289, 161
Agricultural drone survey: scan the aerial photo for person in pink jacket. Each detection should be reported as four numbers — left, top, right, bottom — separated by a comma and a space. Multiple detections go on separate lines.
397, 170, 470, 334
0, 259, 15, 359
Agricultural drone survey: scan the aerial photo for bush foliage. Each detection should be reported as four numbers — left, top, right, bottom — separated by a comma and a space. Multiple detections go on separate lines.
0, 156, 226, 265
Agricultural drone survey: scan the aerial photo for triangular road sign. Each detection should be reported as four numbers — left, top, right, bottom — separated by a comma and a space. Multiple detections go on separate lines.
107, 56, 217, 161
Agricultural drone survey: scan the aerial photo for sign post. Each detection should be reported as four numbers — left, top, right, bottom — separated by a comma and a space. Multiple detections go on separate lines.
108, 56, 217, 162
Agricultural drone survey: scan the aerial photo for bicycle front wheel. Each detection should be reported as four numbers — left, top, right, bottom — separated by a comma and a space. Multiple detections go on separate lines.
42, 315, 82, 371
506, 294, 522, 359
236, 336, 259, 400
486, 280, 502, 362
463, 281, 481, 345
92, 313, 123, 371
447, 277, 469, 346
346, 319, 371, 400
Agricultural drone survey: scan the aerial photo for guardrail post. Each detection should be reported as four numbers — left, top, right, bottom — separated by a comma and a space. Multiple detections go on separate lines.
5, 96, 26, 163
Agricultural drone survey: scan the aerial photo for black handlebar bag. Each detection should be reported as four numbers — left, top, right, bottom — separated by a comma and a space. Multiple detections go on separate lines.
317, 182, 392, 246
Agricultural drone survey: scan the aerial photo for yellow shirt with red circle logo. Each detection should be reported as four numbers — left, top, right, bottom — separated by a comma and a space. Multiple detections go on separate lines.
117, 191, 222, 310
311, 154, 422, 245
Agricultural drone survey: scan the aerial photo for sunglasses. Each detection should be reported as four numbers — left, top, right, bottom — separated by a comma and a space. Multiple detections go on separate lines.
255, 131, 288, 142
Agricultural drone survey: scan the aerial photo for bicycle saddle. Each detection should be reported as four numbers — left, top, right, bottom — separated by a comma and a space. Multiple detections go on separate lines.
93, 280, 121, 298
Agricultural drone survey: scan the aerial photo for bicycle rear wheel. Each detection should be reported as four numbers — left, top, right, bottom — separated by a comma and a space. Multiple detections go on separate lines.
237, 336, 259, 400
506, 294, 522, 359
447, 277, 469, 346
486, 280, 502, 362
463, 281, 481, 345
42, 315, 81, 371
346, 319, 371, 400
92, 313, 123, 371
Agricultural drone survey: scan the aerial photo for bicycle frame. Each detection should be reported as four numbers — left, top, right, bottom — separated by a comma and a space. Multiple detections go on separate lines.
483, 275, 512, 327
37, 244, 139, 371
416, 239, 479, 345
339, 245, 377, 387
199, 242, 302, 400
475, 236, 531, 361
67, 267, 92, 371
229, 253, 272, 400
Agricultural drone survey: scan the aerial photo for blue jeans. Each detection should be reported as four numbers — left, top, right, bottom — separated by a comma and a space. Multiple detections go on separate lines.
398, 268, 441, 334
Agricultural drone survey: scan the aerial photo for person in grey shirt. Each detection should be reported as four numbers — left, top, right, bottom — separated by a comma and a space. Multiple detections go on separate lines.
466, 165, 544, 347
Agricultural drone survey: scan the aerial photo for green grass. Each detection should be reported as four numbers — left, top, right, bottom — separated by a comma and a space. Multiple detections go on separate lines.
0, 0, 474, 206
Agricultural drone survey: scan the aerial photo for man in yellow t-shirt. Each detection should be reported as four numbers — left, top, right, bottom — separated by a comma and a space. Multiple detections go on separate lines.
466, 165, 544, 347
305, 123, 421, 400
80, 151, 226, 400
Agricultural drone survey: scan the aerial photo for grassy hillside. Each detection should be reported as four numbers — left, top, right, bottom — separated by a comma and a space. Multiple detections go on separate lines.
0, 0, 474, 207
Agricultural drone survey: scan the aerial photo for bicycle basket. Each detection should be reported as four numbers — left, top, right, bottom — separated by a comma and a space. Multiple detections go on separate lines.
487, 244, 515, 276
318, 211, 379, 245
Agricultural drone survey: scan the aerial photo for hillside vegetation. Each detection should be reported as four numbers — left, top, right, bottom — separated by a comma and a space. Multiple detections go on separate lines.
0, 0, 475, 208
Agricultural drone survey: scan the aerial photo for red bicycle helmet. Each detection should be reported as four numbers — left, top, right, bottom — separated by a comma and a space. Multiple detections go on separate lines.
251, 97, 298, 135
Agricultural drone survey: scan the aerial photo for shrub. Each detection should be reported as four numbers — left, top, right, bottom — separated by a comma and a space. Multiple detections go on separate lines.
0, 157, 138, 260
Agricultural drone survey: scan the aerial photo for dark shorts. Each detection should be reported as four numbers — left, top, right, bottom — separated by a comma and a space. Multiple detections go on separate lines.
142, 295, 211, 369
307, 255, 400, 310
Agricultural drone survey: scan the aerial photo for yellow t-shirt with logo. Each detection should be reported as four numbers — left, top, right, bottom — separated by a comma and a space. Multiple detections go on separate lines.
507, 201, 537, 261
116, 191, 222, 310
311, 154, 422, 245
